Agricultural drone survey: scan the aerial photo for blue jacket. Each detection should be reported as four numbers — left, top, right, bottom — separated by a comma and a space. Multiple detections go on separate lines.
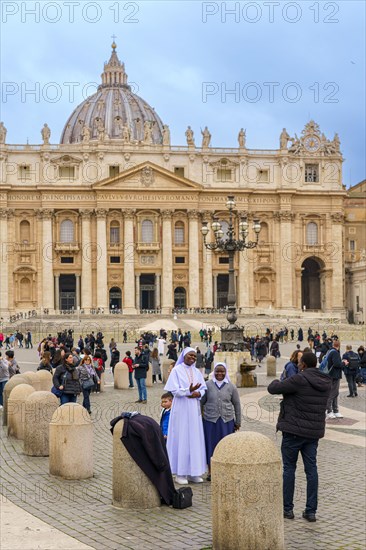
280, 361, 298, 380
160, 408, 171, 437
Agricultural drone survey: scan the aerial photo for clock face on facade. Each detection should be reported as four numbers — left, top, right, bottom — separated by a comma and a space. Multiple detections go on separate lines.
304, 135, 321, 152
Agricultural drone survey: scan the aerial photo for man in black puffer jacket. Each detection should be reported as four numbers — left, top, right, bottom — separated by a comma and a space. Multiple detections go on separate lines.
268, 352, 331, 523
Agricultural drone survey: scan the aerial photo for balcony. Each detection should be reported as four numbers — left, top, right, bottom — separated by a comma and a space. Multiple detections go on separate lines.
136, 242, 160, 253
54, 242, 80, 253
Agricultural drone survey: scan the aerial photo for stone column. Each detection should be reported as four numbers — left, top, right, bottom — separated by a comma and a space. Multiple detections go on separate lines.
39, 209, 55, 312
188, 210, 200, 308
54, 275, 59, 312
80, 209, 93, 312
238, 247, 250, 310
213, 274, 218, 308
276, 211, 295, 310
123, 209, 136, 314
96, 209, 108, 310
0, 209, 13, 317
135, 274, 140, 310
330, 212, 345, 314
202, 212, 213, 308
161, 210, 173, 314
155, 274, 161, 309
75, 274, 81, 308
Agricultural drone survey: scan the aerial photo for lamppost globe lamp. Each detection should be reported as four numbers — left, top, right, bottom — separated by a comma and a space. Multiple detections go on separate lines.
201, 196, 261, 351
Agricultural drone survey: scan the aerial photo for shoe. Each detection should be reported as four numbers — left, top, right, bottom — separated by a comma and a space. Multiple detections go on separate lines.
175, 476, 188, 485
334, 412, 343, 418
206, 474, 211, 482
326, 412, 336, 419
346, 394, 354, 397
284, 511, 295, 519
135, 400, 142, 403
302, 511, 316, 522
188, 476, 204, 483
354, 393, 358, 396
141, 400, 147, 404
88, 410, 92, 415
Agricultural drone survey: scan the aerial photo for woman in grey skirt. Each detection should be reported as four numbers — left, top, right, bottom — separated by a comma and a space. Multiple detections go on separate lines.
150, 348, 162, 383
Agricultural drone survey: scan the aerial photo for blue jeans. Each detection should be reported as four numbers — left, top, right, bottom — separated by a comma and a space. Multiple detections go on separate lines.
82, 388, 91, 411
281, 432, 319, 514
129, 372, 134, 388
136, 378, 147, 401
0, 380, 8, 406
60, 393, 77, 405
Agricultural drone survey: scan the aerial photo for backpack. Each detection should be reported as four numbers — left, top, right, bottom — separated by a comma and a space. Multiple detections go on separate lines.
319, 349, 336, 375
348, 355, 360, 371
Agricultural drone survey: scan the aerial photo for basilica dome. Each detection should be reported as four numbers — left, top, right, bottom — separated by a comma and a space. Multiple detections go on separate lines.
60, 43, 165, 144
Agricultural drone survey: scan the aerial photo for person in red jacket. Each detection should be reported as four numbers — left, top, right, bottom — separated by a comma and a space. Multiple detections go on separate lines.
123, 351, 134, 388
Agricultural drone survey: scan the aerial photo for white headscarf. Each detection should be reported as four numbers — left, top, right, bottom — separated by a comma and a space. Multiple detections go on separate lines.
175, 347, 197, 368
213, 362, 231, 388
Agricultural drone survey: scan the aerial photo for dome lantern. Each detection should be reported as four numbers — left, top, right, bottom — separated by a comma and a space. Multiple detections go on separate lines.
100, 42, 129, 89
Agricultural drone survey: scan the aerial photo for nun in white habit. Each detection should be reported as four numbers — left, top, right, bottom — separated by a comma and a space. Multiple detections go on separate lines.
164, 347, 207, 484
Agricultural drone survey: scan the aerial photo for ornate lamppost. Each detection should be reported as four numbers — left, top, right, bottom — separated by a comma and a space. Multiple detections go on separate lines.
201, 196, 261, 351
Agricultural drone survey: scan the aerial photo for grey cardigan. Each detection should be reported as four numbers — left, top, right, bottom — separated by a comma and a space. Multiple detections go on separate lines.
201, 380, 241, 425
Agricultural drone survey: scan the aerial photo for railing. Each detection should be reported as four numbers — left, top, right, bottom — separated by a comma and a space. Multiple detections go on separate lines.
54, 242, 80, 252
136, 242, 160, 251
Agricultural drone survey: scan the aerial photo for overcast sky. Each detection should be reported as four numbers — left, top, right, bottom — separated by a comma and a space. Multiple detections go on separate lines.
1, 0, 365, 187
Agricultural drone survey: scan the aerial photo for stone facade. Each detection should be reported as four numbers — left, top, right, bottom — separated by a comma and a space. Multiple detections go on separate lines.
0, 45, 349, 318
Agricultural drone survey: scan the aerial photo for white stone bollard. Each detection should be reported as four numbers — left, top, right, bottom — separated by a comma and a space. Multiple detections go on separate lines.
212, 431, 284, 550
24, 391, 59, 456
267, 356, 277, 377
146, 365, 153, 387
8, 384, 36, 440
35, 370, 53, 391
114, 362, 130, 389
112, 419, 161, 509
2, 376, 27, 426
49, 403, 93, 480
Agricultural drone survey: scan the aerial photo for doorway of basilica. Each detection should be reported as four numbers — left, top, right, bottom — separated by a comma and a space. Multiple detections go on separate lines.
140, 274, 155, 309
109, 287, 122, 310
217, 274, 229, 308
301, 258, 322, 310
59, 274, 76, 310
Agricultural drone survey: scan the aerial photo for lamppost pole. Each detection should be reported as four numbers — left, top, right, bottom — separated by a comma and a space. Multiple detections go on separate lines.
201, 196, 261, 351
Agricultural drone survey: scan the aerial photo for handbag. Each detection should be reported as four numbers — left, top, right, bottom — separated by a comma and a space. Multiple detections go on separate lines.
172, 487, 193, 509
82, 377, 95, 390
51, 385, 62, 398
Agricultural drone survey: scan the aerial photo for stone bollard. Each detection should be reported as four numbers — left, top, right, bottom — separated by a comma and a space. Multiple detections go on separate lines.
2, 376, 27, 426
21, 371, 41, 390
8, 384, 36, 440
49, 403, 93, 479
162, 360, 171, 383
35, 370, 53, 391
212, 431, 284, 550
266, 356, 277, 377
114, 362, 130, 389
112, 419, 161, 509
146, 365, 153, 387
24, 391, 59, 456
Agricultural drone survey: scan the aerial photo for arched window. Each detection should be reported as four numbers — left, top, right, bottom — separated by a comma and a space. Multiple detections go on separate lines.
174, 221, 185, 245
60, 219, 74, 243
20, 220, 30, 243
110, 221, 120, 244
141, 220, 153, 243
259, 222, 269, 244
174, 287, 187, 308
20, 277, 31, 301
306, 222, 318, 246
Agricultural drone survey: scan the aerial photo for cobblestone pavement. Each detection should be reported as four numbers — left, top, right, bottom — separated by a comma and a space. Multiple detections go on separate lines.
1, 344, 365, 550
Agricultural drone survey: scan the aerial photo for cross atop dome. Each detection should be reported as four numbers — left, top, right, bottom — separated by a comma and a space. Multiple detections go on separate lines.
100, 41, 129, 89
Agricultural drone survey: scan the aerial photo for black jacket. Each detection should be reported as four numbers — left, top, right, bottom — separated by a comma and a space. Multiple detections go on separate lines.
110, 414, 176, 505
110, 349, 120, 368
268, 368, 331, 439
133, 353, 148, 379
53, 364, 81, 395
326, 348, 343, 380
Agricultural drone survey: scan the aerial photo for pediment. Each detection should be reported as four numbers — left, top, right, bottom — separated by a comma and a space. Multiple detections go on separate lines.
93, 162, 202, 191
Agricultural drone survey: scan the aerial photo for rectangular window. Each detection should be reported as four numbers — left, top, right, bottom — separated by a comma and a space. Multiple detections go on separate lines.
110, 226, 120, 244
219, 257, 229, 264
175, 256, 185, 264
110, 256, 121, 263
305, 164, 319, 183
257, 169, 269, 183
18, 165, 31, 180
349, 240, 355, 251
174, 167, 185, 177
217, 168, 232, 182
109, 165, 120, 178
60, 257, 74, 264
59, 166, 75, 179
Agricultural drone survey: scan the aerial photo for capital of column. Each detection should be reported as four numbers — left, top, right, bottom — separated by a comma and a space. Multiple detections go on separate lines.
79, 208, 94, 219
0, 208, 14, 220
274, 211, 295, 222
161, 209, 173, 220
330, 212, 345, 223
200, 210, 214, 223
36, 208, 54, 220
95, 208, 108, 219
122, 208, 136, 220
188, 210, 199, 220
